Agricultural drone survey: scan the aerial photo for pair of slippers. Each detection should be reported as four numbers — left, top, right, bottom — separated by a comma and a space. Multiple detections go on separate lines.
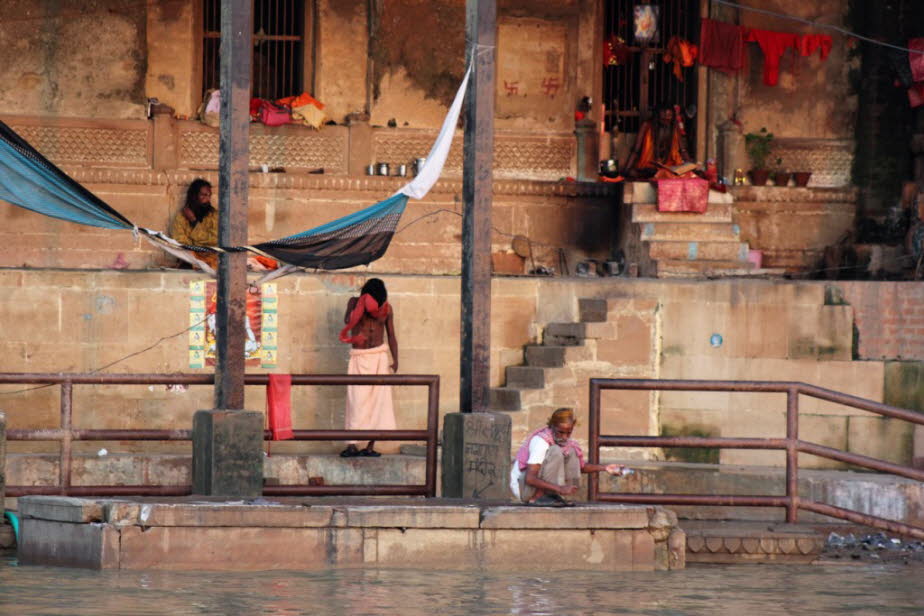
340, 447, 381, 458
527, 493, 576, 508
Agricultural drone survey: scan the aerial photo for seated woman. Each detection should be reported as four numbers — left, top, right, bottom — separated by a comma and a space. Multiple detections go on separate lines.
624, 105, 691, 179
169, 178, 219, 270
169, 178, 276, 271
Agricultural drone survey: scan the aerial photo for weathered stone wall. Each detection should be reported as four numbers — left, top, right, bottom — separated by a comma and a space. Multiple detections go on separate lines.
0, 274, 910, 470
145, 0, 200, 120
836, 281, 924, 361
0, 1, 147, 119
731, 186, 857, 270
0, 171, 613, 273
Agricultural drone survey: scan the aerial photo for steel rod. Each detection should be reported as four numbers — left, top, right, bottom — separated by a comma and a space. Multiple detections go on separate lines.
786, 386, 799, 523
595, 493, 791, 507
799, 500, 924, 541
597, 435, 789, 449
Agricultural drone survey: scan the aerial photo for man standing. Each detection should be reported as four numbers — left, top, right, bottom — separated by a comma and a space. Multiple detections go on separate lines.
510, 408, 627, 506
339, 278, 399, 458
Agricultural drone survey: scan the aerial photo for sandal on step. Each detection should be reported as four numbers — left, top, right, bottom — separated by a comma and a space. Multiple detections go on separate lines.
340, 446, 360, 458
359, 449, 381, 457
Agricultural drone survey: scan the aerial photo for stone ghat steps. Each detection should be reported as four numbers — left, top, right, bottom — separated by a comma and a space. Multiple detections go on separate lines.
679, 521, 825, 564
14, 496, 685, 571
489, 298, 608, 412
655, 259, 787, 279
632, 202, 734, 223
648, 240, 749, 261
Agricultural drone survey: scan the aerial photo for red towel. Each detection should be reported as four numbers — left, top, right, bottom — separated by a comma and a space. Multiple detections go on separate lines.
267, 374, 294, 440
699, 18, 746, 74
339, 293, 391, 346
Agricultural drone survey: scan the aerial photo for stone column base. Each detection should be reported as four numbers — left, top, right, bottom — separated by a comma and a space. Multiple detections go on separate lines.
441, 412, 511, 500
192, 409, 263, 499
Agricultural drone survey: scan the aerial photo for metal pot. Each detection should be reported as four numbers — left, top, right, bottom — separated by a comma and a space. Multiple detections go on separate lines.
376, 162, 390, 176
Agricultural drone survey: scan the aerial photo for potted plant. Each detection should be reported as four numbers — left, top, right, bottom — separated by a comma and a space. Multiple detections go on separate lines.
771, 157, 790, 187
792, 170, 812, 187
744, 127, 773, 186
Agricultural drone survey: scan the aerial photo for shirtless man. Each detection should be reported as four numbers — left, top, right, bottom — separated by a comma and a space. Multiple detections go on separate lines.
339, 278, 399, 457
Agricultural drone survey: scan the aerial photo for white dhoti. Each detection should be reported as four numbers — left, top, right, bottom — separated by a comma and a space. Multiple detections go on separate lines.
345, 343, 396, 443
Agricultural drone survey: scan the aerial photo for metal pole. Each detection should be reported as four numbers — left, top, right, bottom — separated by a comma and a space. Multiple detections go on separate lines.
215, 0, 253, 409
588, 379, 600, 502
786, 387, 799, 523
460, 0, 496, 413
59, 381, 73, 492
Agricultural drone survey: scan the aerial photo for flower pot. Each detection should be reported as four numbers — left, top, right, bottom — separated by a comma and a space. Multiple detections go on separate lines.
772, 172, 791, 187
748, 169, 770, 186
793, 171, 812, 187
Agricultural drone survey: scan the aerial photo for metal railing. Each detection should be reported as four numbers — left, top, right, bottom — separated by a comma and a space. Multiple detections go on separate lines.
2, 372, 439, 498
588, 378, 924, 540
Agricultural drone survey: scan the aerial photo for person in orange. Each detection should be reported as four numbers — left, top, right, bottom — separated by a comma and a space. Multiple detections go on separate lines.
339, 278, 399, 458
624, 105, 690, 178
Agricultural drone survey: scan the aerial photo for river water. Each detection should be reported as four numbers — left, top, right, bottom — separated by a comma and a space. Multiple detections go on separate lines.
1, 557, 922, 615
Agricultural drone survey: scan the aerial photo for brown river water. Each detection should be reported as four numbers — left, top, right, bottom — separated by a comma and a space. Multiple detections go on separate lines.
1, 557, 922, 615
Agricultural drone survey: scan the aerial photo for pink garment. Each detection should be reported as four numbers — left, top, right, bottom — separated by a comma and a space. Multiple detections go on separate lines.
339, 293, 391, 346
515, 426, 585, 471
910, 38, 924, 83
747, 28, 798, 86
344, 343, 395, 444
699, 18, 747, 74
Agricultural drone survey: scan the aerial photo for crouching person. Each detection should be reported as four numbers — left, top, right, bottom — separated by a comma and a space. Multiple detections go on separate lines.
509, 407, 627, 507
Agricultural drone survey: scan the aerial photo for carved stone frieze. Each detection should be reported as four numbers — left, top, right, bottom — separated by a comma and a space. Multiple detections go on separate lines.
770, 139, 854, 188
11, 125, 149, 166
179, 131, 348, 172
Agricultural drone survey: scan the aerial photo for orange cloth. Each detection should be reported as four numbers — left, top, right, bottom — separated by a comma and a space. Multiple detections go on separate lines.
266, 374, 294, 440
664, 36, 698, 81
635, 123, 685, 171
339, 294, 391, 346
345, 343, 396, 444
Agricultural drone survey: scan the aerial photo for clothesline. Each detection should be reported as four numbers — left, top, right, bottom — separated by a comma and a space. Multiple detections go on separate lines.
713, 0, 924, 56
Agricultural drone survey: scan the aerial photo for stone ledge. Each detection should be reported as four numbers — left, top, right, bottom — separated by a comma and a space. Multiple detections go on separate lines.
730, 186, 857, 203
480, 505, 649, 529
336, 504, 481, 529
19, 496, 105, 524
105, 502, 335, 528
59, 167, 622, 198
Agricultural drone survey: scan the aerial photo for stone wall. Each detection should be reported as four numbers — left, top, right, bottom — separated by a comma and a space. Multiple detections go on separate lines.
836, 281, 924, 361
731, 186, 857, 270
0, 273, 914, 469
0, 1, 147, 119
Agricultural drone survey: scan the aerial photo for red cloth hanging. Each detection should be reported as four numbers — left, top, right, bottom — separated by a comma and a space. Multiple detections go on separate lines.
699, 18, 747, 74
910, 38, 924, 84
664, 36, 698, 81
797, 34, 833, 60
267, 374, 294, 440
339, 293, 391, 346
746, 29, 798, 86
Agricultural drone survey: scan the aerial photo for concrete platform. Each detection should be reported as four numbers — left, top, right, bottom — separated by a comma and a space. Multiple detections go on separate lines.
15, 496, 685, 572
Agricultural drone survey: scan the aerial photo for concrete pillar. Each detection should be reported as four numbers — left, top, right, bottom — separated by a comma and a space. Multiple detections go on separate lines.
192, 410, 264, 498
441, 412, 511, 500
574, 118, 599, 182
151, 105, 178, 172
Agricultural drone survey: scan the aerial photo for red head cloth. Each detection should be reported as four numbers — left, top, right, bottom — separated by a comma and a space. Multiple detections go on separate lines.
339, 293, 391, 346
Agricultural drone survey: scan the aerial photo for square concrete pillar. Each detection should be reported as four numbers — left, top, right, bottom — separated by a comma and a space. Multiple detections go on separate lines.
192, 410, 264, 499
441, 412, 511, 500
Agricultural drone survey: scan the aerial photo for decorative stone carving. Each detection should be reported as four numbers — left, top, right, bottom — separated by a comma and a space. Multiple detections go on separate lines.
179, 131, 348, 173
770, 139, 854, 188
11, 125, 149, 166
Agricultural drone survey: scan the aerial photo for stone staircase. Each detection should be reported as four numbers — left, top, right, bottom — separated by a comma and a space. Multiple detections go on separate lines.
487, 297, 660, 448
622, 183, 786, 278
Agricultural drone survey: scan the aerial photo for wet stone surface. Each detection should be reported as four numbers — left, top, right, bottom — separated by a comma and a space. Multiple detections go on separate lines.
822, 531, 924, 564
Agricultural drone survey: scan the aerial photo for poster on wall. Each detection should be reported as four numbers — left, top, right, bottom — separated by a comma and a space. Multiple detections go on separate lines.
633, 5, 660, 44
188, 281, 278, 369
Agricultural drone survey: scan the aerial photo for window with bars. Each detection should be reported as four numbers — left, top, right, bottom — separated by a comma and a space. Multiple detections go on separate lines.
202, 0, 311, 102
603, 0, 699, 143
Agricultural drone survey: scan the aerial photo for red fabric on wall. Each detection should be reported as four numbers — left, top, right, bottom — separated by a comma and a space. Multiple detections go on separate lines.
797, 34, 833, 60
699, 18, 746, 74
657, 178, 709, 213
910, 38, 924, 84
746, 29, 798, 86
267, 374, 294, 440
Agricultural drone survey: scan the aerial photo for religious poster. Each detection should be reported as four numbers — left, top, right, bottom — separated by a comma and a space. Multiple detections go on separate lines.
633, 5, 660, 44
188, 281, 278, 369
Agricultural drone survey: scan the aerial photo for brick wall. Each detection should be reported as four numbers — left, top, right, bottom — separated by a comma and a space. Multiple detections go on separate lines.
837, 281, 924, 361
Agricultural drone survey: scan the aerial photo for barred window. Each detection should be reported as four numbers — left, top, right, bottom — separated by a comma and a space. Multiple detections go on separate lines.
202, 0, 313, 101
602, 0, 699, 143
